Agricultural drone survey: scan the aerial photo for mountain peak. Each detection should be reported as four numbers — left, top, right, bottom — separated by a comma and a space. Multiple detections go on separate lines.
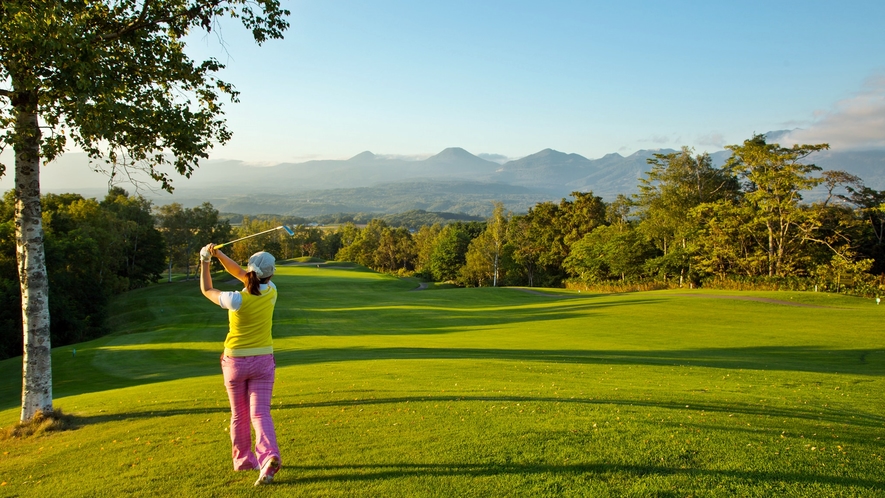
525, 148, 571, 160
349, 151, 376, 161
430, 147, 477, 159
420, 147, 498, 173
505, 148, 591, 168
425, 147, 495, 164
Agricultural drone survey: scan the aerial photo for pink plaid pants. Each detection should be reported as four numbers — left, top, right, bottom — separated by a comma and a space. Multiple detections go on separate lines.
220, 354, 281, 471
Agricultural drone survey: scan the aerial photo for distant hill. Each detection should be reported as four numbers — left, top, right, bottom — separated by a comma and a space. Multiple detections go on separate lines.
178, 144, 885, 203
378, 210, 485, 230
199, 180, 546, 218
494, 148, 600, 189
3, 138, 882, 218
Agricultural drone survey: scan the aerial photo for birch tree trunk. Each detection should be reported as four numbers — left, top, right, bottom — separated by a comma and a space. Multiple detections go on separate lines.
14, 86, 53, 421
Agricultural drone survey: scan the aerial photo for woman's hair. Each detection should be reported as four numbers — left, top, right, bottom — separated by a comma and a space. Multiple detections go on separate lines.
245, 271, 272, 296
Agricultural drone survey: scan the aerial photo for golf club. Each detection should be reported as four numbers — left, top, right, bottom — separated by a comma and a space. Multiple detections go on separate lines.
213, 225, 296, 249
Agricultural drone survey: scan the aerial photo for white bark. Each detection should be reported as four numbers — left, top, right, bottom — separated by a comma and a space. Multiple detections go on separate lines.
15, 90, 53, 421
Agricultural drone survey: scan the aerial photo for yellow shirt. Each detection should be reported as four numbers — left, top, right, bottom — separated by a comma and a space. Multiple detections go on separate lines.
223, 283, 277, 357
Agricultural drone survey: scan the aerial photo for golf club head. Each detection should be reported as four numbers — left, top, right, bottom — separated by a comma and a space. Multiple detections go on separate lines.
282, 225, 295, 236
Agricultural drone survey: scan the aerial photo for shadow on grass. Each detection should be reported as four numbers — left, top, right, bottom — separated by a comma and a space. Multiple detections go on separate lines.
1, 344, 877, 413
59, 389, 884, 435
280, 462, 883, 492
282, 297, 658, 338
281, 393, 885, 430
68, 406, 231, 426
144, 294, 661, 344
274, 345, 885, 376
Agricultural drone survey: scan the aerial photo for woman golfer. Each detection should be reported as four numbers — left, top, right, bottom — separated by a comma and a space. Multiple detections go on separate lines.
200, 244, 282, 486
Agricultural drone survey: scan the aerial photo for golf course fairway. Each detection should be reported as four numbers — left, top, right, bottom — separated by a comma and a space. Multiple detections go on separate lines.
0, 263, 883, 497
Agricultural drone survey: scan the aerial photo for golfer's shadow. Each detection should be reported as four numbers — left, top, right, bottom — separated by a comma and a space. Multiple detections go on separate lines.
274, 462, 883, 491
70, 406, 230, 426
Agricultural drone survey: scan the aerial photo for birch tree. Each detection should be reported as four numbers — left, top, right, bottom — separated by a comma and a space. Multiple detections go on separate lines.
487, 202, 508, 286
726, 135, 829, 277
0, 0, 288, 422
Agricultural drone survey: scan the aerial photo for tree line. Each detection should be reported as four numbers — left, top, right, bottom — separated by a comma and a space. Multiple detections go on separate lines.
0, 189, 322, 361
330, 135, 885, 296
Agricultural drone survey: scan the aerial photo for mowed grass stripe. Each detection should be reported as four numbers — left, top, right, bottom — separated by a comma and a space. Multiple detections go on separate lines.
0, 265, 883, 496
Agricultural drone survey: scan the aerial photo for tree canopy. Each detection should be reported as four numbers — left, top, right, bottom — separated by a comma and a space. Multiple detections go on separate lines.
1, 0, 289, 421
1, 0, 288, 183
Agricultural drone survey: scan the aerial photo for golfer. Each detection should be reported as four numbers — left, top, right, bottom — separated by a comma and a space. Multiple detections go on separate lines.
200, 244, 282, 486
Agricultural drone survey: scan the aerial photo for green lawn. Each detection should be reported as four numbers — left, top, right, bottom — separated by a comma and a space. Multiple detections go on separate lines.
0, 265, 883, 497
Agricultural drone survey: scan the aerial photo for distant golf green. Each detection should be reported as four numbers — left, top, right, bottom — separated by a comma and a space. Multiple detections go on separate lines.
1, 264, 883, 497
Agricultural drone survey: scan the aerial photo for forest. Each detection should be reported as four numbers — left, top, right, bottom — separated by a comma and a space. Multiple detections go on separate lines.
0, 188, 231, 360
1, 135, 883, 361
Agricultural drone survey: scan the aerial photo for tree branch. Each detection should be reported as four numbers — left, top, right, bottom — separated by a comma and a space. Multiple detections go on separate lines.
137, 0, 153, 25
804, 236, 851, 258
99, 0, 224, 42
0, 89, 13, 99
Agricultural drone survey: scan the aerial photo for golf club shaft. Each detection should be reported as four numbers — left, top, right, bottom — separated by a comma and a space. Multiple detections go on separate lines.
214, 226, 288, 249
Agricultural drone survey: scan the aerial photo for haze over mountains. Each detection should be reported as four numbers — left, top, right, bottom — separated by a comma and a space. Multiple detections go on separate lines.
6, 137, 884, 218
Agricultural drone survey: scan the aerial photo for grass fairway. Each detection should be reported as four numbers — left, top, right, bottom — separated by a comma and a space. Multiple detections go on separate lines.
1, 264, 884, 497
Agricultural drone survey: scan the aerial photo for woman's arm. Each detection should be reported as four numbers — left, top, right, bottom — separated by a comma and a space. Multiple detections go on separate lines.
212, 246, 249, 285
200, 260, 222, 305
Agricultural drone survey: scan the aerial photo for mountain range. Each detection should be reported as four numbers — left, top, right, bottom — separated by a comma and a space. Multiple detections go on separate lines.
5, 140, 884, 218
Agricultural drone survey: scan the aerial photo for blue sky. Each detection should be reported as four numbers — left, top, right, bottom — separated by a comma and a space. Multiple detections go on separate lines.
162, 1, 885, 163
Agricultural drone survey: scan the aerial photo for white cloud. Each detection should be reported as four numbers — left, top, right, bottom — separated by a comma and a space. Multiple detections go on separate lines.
782, 73, 885, 150
640, 135, 673, 145
696, 133, 726, 149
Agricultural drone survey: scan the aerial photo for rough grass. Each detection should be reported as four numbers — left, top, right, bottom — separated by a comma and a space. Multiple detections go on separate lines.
0, 266, 883, 496
1, 408, 74, 441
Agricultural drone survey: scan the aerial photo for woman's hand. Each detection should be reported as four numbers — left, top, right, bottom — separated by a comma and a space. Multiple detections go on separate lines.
200, 243, 215, 262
